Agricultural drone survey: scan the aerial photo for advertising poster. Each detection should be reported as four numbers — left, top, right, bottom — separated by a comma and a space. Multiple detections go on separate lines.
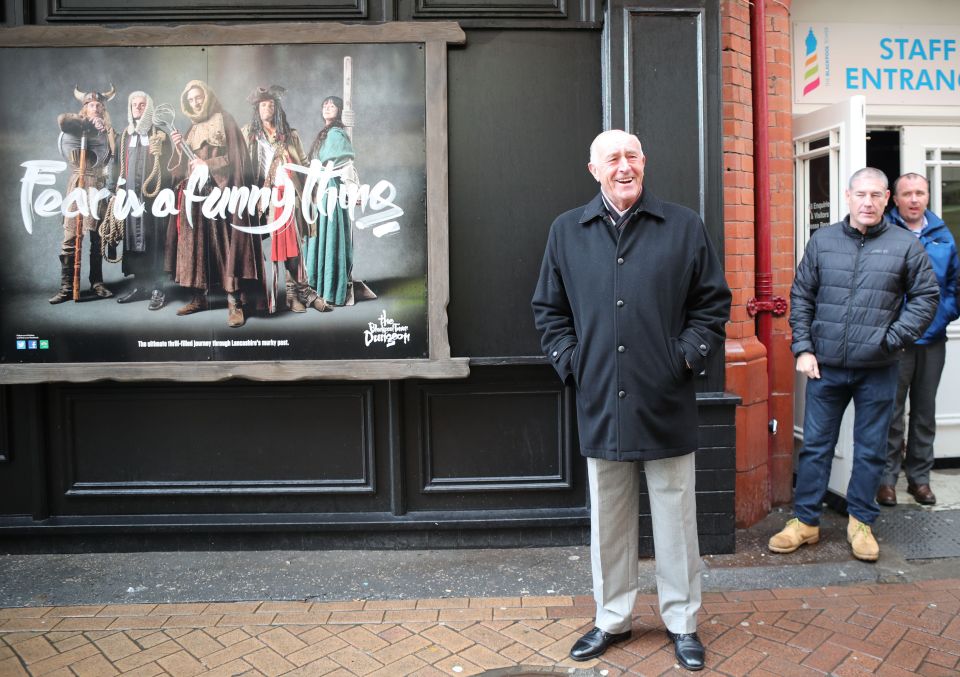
0, 42, 431, 368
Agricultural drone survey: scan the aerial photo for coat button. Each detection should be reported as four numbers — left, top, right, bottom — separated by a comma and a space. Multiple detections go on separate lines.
618, 390, 626, 398
617, 257, 624, 264
616, 300, 624, 307
552, 351, 558, 356
617, 345, 625, 353
700, 344, 707, 351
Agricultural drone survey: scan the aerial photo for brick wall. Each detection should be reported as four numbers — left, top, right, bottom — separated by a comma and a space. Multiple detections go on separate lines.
721, 0, 795, 527
765, 0, 796, 506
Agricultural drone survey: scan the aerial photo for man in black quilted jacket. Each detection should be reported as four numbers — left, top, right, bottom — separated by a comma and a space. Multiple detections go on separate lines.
769, 167, 938, 562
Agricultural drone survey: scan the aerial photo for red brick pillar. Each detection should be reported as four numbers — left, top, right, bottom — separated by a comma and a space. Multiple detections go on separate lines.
721, 0, 795, 527
765, 0, 796, 506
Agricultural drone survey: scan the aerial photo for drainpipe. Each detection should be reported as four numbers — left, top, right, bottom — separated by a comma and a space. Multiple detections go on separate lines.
746, 0, 787, 504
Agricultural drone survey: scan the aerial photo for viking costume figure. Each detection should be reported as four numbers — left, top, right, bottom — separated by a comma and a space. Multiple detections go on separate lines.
163, 80, 263, 328
50, 85, 116, 304
241, 85, 329, 314
109, 91, 173, 310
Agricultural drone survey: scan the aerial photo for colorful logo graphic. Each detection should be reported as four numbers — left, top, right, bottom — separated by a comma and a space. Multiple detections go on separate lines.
803, 28, 821, 96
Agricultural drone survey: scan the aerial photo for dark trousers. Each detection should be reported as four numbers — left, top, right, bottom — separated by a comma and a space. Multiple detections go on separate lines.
794, 364, 898, 527
884, 341, 946, 486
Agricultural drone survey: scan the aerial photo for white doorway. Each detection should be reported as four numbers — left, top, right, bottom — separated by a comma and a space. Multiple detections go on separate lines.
899, 126, 960, 462
792, 96, 867, 501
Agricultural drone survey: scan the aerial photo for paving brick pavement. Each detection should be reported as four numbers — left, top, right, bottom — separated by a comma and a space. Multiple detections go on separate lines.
1, 579, 959, 676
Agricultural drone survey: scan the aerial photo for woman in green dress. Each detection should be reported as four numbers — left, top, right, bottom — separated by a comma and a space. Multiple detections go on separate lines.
305, 96, 355, 307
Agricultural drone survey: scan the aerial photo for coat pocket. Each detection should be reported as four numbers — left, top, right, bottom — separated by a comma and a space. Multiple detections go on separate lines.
570, 343, 583, 387
668, 338, 689, 383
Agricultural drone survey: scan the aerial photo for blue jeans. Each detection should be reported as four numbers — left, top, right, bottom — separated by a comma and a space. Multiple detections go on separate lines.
794, 363, 899, 527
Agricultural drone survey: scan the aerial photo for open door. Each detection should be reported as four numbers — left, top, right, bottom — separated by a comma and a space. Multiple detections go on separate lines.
792, 96, 867, 501
900, 127, 960, 460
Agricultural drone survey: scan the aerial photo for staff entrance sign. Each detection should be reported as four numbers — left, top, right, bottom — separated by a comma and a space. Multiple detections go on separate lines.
794, 23, 960, 106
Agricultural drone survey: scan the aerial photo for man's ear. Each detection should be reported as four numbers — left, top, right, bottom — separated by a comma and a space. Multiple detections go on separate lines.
587, 163, 598, 181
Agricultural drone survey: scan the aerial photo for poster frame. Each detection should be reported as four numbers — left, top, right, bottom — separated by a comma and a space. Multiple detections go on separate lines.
0, 21, 469, 383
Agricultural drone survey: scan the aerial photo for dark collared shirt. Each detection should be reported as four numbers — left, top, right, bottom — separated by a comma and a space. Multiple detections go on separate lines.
599, 192, 643, 238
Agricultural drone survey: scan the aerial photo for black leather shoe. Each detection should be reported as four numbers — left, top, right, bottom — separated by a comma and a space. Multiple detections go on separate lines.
666, 630, 704, 671
569, 627, 631, 661
117, 287, 148, 304
148, 289, 166, 311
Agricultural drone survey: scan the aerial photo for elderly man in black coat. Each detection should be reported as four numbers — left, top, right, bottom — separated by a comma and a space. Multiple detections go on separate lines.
532, 130, 731, 671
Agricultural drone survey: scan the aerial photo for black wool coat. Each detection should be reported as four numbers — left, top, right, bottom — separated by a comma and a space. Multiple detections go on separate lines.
532, 190, 731, 462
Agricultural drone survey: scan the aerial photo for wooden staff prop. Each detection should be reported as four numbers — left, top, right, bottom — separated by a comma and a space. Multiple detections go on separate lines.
343, 56, 354, 140
72, 131, 88, 302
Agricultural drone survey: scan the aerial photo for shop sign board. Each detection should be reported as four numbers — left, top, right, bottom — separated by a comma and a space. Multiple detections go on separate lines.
794, 22, 960, 106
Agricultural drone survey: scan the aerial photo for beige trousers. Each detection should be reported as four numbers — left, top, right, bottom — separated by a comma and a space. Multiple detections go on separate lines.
587, 454, 701, 635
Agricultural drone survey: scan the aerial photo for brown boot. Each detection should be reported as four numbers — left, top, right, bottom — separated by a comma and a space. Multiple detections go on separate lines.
768, 518, 820, 554
49, 254, 73, 304
907, 483, 936, 505
876, 485, 897, 506
177, 292, 208, 316
227, 293, 245, 328
286, 283, 306, 313
847, 516, 879, 561
49, 284, 72, 304
311, 296, 333, 312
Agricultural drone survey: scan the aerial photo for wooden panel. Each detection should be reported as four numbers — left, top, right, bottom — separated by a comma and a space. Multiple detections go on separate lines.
414, 0, 565, 20
603, 1, 719, 221
0, 21, 466, 44
42, 0, 371, 22
53, 383, 377, 496
602, 0, 725, 391
397, 0, 599, 25
625, 9, 705, 215
420, 387, 569, 491
447, 30, 602, 358
0, 385, 47, 517
403, 365, 586, 511
0, 387, 8, 463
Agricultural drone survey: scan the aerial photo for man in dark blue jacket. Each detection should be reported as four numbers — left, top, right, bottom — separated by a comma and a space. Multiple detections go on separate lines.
769, 167, 938, 562
532, 130, 730, 670
877, 173, 960, 507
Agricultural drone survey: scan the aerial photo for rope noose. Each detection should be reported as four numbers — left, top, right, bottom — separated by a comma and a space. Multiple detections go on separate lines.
99, 132, 127, 262
140, 129, 164, 199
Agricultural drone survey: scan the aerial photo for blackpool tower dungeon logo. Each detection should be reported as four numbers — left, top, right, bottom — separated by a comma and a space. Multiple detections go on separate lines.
803, 28, 822, 96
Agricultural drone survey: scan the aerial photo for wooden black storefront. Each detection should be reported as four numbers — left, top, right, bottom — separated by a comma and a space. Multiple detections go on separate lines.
0, 0, 737, 553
